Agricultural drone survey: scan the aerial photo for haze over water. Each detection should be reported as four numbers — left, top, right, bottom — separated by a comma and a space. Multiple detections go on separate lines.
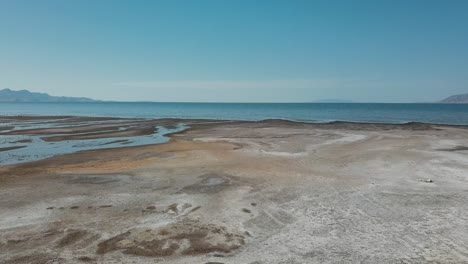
1, 102, 468, 125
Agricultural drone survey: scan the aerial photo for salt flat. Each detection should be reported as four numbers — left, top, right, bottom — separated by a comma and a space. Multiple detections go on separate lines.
1, 118, 468, 263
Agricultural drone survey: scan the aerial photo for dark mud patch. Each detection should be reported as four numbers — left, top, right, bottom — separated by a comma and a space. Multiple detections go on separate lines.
0, 146, 26, 152
0, 126, 14, 131
77, 256, 95, 262
180, 173, 236, 194
10, 139, 32, 143
167, 203, 179, 213
2, 229, 63, 250
192, 119, 443, 131
56, 230, 88, 247
96, 220, 245, 257
55, 229, 100, 250
189, 205, 202, 213
41, 126, 157, 142
310, 121, 437, 131
66, 174, 131, 185
438, 146, 468, 152
1, 253, 64, 264
101, 139, 129, 145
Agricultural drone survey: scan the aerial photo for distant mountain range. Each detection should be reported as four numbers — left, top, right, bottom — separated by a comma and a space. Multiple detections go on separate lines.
1, 88, 467, 104
312, 99, 354, 103
0, 88, 99, 102
439, 93, 468, 104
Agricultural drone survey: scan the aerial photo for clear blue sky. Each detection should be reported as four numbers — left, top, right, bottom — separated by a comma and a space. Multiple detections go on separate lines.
1, 0, 467, 102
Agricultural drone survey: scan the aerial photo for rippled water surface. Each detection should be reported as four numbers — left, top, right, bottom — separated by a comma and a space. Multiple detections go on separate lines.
1, 102, 468, 125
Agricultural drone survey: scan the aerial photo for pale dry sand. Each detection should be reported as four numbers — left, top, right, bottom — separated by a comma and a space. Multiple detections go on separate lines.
1, 119, 468, 263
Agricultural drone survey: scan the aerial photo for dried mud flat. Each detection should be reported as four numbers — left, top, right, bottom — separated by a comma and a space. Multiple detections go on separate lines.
1, 117, 468, 263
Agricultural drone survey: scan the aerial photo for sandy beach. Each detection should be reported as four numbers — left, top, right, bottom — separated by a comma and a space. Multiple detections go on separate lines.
1, 117, 468, 263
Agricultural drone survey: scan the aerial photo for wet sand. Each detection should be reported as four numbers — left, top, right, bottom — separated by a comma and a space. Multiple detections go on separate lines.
0, 117, 191, 166
0, 146, 26, 152
41, 126, 158, 142
1, 117, 468, 263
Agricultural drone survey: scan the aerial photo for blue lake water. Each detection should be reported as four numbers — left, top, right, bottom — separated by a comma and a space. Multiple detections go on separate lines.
0, 122, 188, 165
1, 102, 468, 125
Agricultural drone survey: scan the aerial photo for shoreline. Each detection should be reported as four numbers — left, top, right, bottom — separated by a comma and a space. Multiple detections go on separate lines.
1, 114, 468, 170
2, 115, 468, 167
3, 110, 468, 126
4, 114, 468, 126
